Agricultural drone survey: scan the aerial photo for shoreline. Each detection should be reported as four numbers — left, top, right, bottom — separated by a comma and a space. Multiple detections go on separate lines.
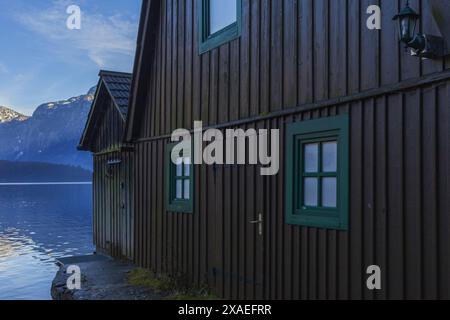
0, 182, 92, 186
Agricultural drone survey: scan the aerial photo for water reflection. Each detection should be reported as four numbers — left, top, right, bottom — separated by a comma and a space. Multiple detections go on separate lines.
0, 184, 93, 300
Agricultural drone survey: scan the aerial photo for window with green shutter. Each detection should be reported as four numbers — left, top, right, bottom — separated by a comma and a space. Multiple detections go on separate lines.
285, 115, 349, 230
165, 143, 194, 214
198, 0, 242, 54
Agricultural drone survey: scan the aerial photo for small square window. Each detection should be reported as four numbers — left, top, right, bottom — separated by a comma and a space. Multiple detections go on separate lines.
285, 115, 349, 230
198, 0, 242, 54
165, 144, 194, 214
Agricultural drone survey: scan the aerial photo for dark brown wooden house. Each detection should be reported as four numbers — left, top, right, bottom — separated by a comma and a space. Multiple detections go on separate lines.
87, 0, 449, 299
79, 70, 134, 260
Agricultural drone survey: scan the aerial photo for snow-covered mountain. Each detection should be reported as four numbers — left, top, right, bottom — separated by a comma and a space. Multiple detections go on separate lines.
0, 87, 96, 170
0, 106, 29, 123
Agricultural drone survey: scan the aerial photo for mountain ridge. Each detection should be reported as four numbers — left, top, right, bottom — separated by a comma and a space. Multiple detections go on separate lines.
0, 106, 29, 123
0, 87, 96, 169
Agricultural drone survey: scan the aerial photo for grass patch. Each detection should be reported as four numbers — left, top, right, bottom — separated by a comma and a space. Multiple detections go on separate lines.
128, 269, 175, 293
165, 293, 218, 300
128, 269, 219, 300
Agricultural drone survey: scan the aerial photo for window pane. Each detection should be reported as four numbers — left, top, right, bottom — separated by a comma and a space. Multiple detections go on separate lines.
176, 180, 183, 199
184, 158, 191, 177
175, 158, 183, 177
304, 143, 319, 173
210, 0, 237, 34
323, 141, 338, 172
304, 178, 318, 207
184, 180, 190, 200
322, 177, 337, 208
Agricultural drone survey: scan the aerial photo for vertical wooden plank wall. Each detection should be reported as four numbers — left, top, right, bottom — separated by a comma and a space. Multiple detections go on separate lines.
127, 0, 450, 299
140, 0, 449, 136
132, 80, 449, 299
92, 98, 134, 260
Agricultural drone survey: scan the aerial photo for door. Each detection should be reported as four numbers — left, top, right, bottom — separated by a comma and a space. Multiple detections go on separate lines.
105, 157, 123, 258
119, 153, 133, 261
212, 161, 265, 299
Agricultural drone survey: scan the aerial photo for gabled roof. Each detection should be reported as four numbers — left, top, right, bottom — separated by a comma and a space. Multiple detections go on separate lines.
100, 70, 132, 118
78, 70, 132, 151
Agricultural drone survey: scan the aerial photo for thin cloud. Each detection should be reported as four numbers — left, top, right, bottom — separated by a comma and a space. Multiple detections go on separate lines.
14, 1, 138, 68
0, 63, 7, 74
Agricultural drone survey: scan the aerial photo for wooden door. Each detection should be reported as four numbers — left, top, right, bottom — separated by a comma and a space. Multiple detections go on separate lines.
212, 161, 265, 299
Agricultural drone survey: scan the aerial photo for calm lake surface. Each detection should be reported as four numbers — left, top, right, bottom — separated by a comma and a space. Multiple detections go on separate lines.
0, 184, 94, 300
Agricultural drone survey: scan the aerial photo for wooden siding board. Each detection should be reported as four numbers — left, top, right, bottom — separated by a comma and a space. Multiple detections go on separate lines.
437, 82, 450, 299
337, 104, 350, 300
363, 99, 375, 300
219, 46, 230, 124
329, 0, 347, 98
192, 0, 201, 123
387, 93, 405, 299
361, 0, 380, 90
404, 89, 422, 299
200, 157, 208, 283
254, 123, 264, 300
348, 0, 360, 94
215, 155, 225, 296
171, 0, 178, 132
229, 40, 240, 122
223, 160, 232, 298
313, 0, 329, 101
422, 85, 438, 299
270, 1, 284, 111
269, 119, 278, 299
250, 0, 261, 116
185, 0, 194, 129
233, 148, 241, 296
240, 0, 251, 119
283, 0, 297, 109
283, 116, 292, 300
350, 101, 363, 299
260, 0, 271, 114
160, 0, 167, 135
177, 0, 185, 129
299, 0, 314, 104
374, 96, 387, 300
380, 0, 400, 86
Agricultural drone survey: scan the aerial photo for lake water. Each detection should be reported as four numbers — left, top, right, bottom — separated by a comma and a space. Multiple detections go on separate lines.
0, 184, 94, 300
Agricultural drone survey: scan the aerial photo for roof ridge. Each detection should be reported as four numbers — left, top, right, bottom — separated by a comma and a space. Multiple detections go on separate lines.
99, 70, 133, 77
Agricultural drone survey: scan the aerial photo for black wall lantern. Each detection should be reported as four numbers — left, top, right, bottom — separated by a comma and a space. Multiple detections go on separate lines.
393, 0, 447, 59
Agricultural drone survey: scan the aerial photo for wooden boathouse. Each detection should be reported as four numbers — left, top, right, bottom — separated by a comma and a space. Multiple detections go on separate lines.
82, 0, 450, 299
78, 70, 134, 261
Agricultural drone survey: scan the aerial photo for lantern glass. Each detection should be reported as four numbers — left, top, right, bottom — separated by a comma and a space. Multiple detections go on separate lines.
400, 14, 419, 44
394, 2, 420, 44
400, 17, 410, 42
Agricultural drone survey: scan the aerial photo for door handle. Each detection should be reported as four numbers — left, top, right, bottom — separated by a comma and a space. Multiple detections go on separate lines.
249, 214, 263, 236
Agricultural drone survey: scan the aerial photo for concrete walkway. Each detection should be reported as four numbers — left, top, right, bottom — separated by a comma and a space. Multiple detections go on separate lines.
51, 254, 163, 300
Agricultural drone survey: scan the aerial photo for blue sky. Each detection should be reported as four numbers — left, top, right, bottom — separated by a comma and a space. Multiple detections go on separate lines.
0, 0, 141, 115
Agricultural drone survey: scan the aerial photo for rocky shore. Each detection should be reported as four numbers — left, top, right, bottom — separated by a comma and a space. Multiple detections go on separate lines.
51, 255, 162, 300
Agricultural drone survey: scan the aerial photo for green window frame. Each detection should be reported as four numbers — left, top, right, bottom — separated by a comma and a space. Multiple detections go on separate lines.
165, 143, 194, 214
285, 115, 349, 230
197, 0, 242, 54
